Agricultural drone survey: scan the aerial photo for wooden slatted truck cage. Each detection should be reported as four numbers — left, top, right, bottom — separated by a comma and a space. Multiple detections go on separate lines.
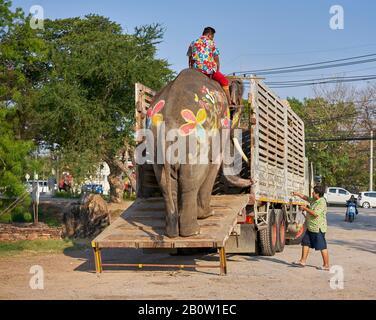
91, 74, 309, 275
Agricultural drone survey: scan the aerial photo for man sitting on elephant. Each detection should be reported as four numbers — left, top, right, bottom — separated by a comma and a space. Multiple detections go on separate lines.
187, 27, 234, 106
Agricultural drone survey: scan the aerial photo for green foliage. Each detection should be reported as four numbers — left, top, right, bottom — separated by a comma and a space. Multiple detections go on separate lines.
1, 3, 174, 204
288, 97, 369, 191
0, 0, 23, 37
123, 193, 137, 201
23, 212, 32, 222
0, 1, 42, 215
38, 208, 61, 227
0, 213, 12, 223
11, 211, 31, 223
0, 108, 35, 214
35, 16, 174, 164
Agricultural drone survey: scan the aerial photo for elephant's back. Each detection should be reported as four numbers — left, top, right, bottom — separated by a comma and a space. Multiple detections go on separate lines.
150, 69, 227, 129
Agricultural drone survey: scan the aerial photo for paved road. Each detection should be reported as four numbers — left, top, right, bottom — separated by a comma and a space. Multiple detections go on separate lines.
0, 206, 375, 300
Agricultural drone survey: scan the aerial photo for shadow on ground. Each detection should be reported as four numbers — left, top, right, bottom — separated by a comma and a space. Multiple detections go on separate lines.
64, 246, 230, 275
64, 243, 309, 275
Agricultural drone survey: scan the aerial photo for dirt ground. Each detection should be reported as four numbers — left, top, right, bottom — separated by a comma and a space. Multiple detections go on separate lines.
0, 206, 375, 300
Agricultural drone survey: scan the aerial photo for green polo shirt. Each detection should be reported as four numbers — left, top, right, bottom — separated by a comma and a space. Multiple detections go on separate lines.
306, 197, 328, 233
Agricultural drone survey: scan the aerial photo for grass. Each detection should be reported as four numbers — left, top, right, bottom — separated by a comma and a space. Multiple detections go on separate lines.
38, 208, 62, 227
0, 239, 91, 257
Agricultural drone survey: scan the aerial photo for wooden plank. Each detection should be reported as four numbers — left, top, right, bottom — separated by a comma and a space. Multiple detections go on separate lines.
93, 194, 249, 249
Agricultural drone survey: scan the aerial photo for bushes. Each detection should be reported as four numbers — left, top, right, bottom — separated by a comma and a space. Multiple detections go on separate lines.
0, 211, 33, 224
0, 213, 12, 223
23, 213, 33, 222
9, 207, 33, 223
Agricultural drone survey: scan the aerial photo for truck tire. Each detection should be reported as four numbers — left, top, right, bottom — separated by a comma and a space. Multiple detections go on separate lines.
258, 209, 277, 256
275, 209, 286, 253
286, 223, 307, 245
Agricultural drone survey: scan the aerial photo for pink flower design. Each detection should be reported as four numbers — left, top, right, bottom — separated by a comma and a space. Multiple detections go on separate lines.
147, 100, 165, 126
179, 108, 207, 141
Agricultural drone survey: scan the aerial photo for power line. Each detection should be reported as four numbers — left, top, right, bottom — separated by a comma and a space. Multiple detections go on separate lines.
259, 64, 376, 79
225, 43, 376, 61
267, 74, 376, 85
268, 76, 376, 88
306, 135, 376, 143
236, 53, 376, 73
231, 54, 376, 75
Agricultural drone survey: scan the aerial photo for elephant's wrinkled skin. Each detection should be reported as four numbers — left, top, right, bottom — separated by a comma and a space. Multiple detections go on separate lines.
148, 68, 250, 238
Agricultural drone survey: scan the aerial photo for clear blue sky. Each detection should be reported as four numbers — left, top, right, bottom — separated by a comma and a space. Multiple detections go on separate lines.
12, 0, 376, 99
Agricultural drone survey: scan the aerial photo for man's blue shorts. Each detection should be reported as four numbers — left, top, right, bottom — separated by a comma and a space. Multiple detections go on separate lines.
301, 230, 327, 251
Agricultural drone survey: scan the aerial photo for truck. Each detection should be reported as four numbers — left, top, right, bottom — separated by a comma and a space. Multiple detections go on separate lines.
91, 75, 310, 275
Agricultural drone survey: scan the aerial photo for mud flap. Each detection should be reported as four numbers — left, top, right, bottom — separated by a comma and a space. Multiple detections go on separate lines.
225, 224, 256, 254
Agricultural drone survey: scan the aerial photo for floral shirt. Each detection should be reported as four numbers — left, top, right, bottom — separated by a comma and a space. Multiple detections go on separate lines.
307, 197, 328, 233
187, 36, 220, 75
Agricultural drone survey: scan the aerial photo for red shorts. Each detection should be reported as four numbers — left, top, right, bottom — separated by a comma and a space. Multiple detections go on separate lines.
212, 71, 229, 87
200, 70, 229, 87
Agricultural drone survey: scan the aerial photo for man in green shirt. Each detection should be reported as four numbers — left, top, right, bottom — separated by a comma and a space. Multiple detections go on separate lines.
292, 186, 330, 271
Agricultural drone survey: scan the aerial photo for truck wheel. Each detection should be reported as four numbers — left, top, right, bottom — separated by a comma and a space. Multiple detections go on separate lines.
286, 223, 307, 245
275, 209, 286, 253
258, 209, 277, 256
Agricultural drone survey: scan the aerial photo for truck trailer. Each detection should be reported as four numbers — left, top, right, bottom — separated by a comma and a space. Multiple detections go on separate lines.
91, 76, 309, 275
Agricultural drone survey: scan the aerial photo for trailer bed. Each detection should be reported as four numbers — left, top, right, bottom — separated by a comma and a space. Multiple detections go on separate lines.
92, 194, 249, 275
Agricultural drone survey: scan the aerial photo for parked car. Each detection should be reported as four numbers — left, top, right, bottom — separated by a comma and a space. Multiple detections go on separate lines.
357, 191, 376, 208
324, 187, 358, 205
82, 184, 104, 195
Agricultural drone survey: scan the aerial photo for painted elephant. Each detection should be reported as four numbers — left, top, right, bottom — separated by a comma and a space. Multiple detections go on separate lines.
148, 68, 250, 238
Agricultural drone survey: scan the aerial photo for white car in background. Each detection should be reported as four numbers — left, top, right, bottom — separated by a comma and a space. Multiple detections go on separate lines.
324, 187, 358, 205
357, 192, 376, 208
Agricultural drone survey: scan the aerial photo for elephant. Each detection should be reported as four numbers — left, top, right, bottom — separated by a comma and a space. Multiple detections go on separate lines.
147, 68, 250, 238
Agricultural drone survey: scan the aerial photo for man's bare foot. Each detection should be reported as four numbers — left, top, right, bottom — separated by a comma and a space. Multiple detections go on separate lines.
317, 266, 330, 271
292, 261, 306, 268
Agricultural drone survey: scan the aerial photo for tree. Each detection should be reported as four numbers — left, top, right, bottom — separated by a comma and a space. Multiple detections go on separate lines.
288, 83, 373, 191
0, 108, 36, 218
33, 16, 174, 202
0, 0, 40, 219
0, 0, 23, 37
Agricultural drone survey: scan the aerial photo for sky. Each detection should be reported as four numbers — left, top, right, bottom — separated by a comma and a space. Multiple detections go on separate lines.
11, 0, 376, 99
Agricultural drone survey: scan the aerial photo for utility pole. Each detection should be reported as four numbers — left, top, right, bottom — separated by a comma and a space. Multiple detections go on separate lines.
371, 130, 374, 191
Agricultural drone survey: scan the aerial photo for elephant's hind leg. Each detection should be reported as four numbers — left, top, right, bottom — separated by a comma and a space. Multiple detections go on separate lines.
178, 164, 207, 237
153, 164, 179, 238
197, 163, 220, 219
